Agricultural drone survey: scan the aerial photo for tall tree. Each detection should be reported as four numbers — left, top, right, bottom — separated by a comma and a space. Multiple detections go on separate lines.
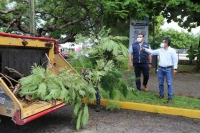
149, 29, 199, 49
0, 0, 104, 43
1, 0, 200, 43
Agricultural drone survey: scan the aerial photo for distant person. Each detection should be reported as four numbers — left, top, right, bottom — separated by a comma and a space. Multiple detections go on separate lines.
141, 38, 178, 103
128, 33, 152, 91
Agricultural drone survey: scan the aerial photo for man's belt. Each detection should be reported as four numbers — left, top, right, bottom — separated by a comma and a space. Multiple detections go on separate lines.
159, 66, 172, 69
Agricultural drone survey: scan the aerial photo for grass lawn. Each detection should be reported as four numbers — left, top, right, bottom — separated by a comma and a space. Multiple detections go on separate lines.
99, 90, 200, 110
116, 56, 200, 110
69, 57, 200, 110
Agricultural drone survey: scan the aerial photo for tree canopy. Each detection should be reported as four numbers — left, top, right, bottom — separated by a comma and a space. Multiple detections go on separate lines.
1, 0, 200, 43
148, 29, 199, 49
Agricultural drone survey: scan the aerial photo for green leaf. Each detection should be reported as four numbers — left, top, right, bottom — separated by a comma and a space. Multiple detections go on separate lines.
31, 64, 46, 78
37, 82, 47, 99
60, 88, 69, 102
81, 104, 89, 126
19, 76, 34, 86
19, 84, 38, 97
44, 94, 53, 101
118, 80, 128, 97
73, 102, 82, 116
44, 88, 61, 101
31, 75, 43, 85
78, 90, 85, 97
104, 60, 114, 72
76, 110, 83, 130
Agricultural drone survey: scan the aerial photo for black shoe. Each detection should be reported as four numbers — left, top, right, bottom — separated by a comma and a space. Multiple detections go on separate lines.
166, 98, 172, 103
158, 95, 164, 99
95, 105, 100, 112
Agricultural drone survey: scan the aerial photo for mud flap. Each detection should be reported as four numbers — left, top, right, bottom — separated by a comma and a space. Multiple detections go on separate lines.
12, 103, 66, 125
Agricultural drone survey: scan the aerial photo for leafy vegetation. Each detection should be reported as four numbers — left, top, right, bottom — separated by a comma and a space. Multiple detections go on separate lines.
69, 28, 137, 111
186, 41, 200, 72
19, 64, 96, 130
2, 0, 200, 43
149, 29, 199, 49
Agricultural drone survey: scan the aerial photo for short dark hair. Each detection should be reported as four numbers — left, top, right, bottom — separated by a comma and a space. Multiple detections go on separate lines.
137, 33, 144, 37
163, 38, 171, 46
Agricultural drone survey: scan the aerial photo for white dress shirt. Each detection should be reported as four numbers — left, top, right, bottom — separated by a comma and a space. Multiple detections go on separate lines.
145, 46, 178, 69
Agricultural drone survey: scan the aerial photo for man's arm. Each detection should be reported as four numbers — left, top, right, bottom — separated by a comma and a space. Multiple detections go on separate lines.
148, 45, 152, 64
147, 45, 152, 69
128, 45, 133, 67
172, 49, 178, 74
129, 53, 133, 67
148, 54, 152, 64
142, 47, 159, 55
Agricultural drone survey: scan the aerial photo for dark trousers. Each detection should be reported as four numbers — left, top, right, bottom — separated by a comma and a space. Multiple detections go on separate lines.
134, 63, 149, 91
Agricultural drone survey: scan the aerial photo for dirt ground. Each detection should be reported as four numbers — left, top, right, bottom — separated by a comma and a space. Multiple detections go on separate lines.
147, 73, 200, 98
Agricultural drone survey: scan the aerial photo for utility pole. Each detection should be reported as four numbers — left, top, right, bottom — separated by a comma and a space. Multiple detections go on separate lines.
29, 0, 35, 36
152, 15, 158, 73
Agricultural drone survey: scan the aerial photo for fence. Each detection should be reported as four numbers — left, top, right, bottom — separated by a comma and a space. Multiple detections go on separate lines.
151, 49, 197, 68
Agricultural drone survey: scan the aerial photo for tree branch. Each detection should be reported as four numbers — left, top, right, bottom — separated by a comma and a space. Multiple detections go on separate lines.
15, 11, 30, 33
58, 32, 77, 44
0, 8, 16, 14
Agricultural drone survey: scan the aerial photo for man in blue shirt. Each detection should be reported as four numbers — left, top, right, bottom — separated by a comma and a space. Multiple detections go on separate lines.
142, 38, 178, 103
128, 33, 152, 91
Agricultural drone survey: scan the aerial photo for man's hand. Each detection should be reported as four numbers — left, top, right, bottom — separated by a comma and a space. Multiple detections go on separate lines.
173, 70, 177, 75
129, 62, 133, 68
141, 47, 145, 50
148, 64, 152, 70
128, 54, 133, 68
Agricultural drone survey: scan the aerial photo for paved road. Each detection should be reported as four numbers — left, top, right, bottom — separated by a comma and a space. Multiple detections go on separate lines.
1, 105, 200, 133
1, 73, 200, 133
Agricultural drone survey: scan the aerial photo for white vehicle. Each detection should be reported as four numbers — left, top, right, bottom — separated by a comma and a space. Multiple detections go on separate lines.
59, 42, 82, 53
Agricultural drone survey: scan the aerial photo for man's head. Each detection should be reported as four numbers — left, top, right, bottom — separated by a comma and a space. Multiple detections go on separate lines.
161, 38, 170, 48
137, 33, 144, 43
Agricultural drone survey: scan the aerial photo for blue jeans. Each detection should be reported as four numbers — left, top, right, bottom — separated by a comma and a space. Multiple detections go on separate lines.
158, 67, 173, 99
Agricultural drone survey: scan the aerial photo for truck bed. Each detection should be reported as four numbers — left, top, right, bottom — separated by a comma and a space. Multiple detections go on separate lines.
19, 99, 64, 119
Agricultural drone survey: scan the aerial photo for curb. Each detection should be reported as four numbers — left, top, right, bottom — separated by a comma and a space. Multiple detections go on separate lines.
82, 98, 200, 119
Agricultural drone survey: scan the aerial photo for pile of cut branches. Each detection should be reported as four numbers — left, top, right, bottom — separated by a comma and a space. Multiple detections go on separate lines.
19, 64, 96, 130
0, 64, 96, 130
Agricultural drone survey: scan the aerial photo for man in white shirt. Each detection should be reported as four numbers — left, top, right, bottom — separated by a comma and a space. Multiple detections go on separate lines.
142, 38, 178, 103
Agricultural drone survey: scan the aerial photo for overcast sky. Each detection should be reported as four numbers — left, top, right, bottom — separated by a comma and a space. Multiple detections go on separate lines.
161, 20, 200, 35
